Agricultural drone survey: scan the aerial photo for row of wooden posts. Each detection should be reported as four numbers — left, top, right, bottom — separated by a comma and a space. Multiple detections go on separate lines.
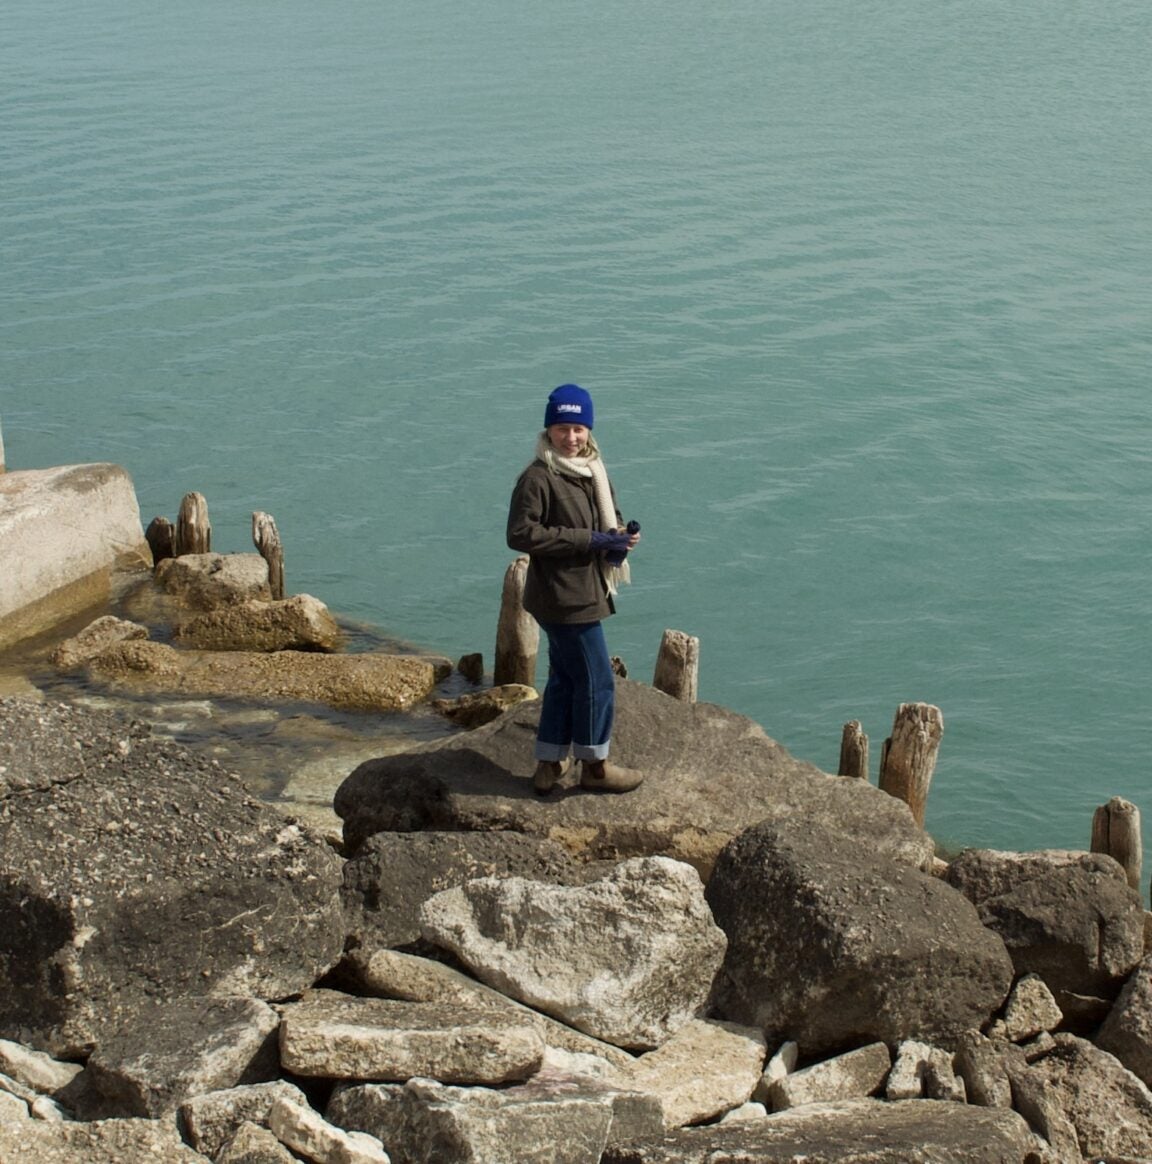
144, 492, 285, 601
496, 556, 1145, 897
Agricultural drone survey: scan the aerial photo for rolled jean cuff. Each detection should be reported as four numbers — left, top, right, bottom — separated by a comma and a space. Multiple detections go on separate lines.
572, 742, 610, 761
534, 742, 570, 762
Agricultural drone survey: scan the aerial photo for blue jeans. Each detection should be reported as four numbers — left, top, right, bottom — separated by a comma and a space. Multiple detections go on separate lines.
534, 620, 615, 762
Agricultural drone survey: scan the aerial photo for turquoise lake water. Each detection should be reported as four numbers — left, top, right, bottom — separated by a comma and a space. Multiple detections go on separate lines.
3, 0, 1150, 859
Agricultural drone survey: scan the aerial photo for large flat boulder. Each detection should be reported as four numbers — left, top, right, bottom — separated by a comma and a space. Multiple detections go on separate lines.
0, 698, 345, 1056
333, 680, 934, 874
0, 464, 151, 648
705, 820, 1014, 1056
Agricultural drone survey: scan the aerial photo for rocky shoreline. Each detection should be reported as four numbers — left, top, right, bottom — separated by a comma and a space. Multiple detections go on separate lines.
4, 462, 1152, 1162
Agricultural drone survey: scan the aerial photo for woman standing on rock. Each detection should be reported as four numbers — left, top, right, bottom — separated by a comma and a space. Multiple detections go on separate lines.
507, 383, 644, 797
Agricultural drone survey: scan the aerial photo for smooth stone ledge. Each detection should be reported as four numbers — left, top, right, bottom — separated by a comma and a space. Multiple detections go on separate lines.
0, 464, 150, 649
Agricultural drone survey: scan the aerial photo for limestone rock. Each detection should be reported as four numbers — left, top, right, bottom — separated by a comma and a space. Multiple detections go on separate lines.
768, 1043, 892, 1111
705, 820, 1014, 1056
174, 593, 344, 652
0, 698, 344, 1056
218, 1120, 299, 1164
0, 1115, 211, 1162
268, 1096, 391, 1164
0, 1089, 29, 1122
885, 1039, 965, 1102
976, 860, 1144, 1003
279, 991, 544, 1085
81, 639, 450, 713
0, 463, 151, 650
620, 1019, 766, 1128
988, 973, 1063, 1042
328, 1076, 618, 1164
599, 1098, 1040, 1163
340, 948, 636, 1071
1014, 1033, 1152, 1160
1098, 954, 1152, 1087
944, 847, 1126, 904
752, 1040, 798, 1104
334, 680, 934, 874
154, 552, 271, 610
419, 856, 727, 1050
953, 1030, 1014, 1109
81, 996, 280, 1118
342, 830, 597, 950
181, 1080, 310, 1159
431, 684, 539, 729
49, 615, 149, 669
0, 1039, 83, 1096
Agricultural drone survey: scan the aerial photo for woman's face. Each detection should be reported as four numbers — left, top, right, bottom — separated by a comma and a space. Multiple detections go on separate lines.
547, 424, 590, 457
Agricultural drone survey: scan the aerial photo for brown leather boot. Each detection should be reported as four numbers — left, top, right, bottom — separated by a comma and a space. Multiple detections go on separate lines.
532, 760, 563, 796
580, 759, 644, 793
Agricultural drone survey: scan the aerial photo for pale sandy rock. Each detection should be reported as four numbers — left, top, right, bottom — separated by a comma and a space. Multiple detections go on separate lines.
620, 1019, 765, 1128
268, 1096, 390, 1164
279, 991, 544, 1085
0, 1089, 29, 1122
431, 684, 538, 729
0, 1069, 37, 1105
752, 1040, 798, 1103
0, 464, 151, 650
82, 638, 449, 712
154, 553, 271, 611
49, 615, 149, 669
83, 996, 280, 1118
218, 1120, 299, 1164
717, 1101, 767, 1124
768, 1043, 892, 1112
0, 1115, 211, 1162
1098, 955, 1152, 1087
0, 1040, 83, 1096
953, 1030, 1014, 1109
420, 856, 726, 1051
886, 1040, 965, 1102
327, 1076, 621, 1164
29, 1095, 69, 1121
174, 593, 343, 652
181, 1080, 310, 1158
989, 973, 1063, 1042
344, 948, 636, 1071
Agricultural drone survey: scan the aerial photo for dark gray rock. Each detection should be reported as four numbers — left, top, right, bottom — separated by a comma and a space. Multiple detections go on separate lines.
181, 1080, 310, 1159
705, 820, 1014, 1057
1098, 954, 1152, 1088
944, 848, 1122, 905
79, 996, 279, 1118
333, 680, 934, 875
328, 1076, 617, 1164
0, 698, 345, 1057
599, 1098, 1041, 1162
976, 861, 1144, 1003
342, 830, 602, 950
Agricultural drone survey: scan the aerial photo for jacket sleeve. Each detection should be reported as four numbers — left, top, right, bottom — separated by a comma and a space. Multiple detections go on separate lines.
507, 468, 594, 557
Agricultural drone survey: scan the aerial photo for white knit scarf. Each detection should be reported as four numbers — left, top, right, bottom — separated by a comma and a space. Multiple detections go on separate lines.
535, 434, 632, 595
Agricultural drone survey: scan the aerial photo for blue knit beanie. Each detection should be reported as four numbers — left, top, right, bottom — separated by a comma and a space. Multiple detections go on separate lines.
544, 383, 594, 430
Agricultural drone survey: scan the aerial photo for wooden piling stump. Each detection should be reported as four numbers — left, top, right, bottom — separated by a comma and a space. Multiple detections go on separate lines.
252, 511, 285, 600
652, 629, 699, 703
145, 517, 175, 566
174, 492, 211, 556
839, 720, 869, 780
494, 556, 538, 687
878, 702, 943, 828
1091, 796, 1142, 892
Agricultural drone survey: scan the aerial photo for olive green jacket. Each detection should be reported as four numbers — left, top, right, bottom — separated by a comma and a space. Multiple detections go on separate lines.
506, 460, 621, 625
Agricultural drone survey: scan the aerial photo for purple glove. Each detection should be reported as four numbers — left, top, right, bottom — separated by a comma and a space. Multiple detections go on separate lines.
590, 530, 632, 560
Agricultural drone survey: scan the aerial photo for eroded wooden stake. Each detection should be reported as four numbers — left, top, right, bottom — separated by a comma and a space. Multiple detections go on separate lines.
653, 629, 699, 703
175, 492, 211, 556
494, 556, 538, 687
1091, 796, 1142, 892
145, 516, 175, 566
839, 720, 869, 780
252, 511, 285, 600
878, 702, 944, 827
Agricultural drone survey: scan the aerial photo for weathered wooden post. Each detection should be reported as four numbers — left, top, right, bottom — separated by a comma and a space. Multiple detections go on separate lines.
1091, 796, 1142, 892
838, 720, 869, 779
145, 516, 175, 565
494, 556, 538, 687
652, 629, 699, 702
252, 511, 285, 600
174, 492, 211, 556
878, 702, 943, 827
